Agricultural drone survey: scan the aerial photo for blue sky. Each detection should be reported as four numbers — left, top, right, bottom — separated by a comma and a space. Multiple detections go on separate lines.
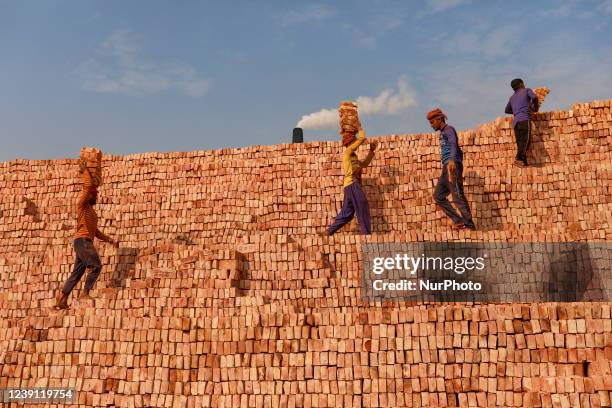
1, 0, 611, 161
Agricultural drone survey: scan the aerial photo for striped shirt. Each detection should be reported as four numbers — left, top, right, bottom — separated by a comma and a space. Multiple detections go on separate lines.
75, 169, 109, 242
342, 131, 374, 187
439, 124, 463, 166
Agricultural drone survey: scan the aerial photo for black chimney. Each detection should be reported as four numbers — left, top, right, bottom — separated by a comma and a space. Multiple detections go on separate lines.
292, 127, 303, 143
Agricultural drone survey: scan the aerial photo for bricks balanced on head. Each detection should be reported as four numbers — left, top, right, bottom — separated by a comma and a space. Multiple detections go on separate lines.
338, 101, 361, 135
80, 147, 103, 186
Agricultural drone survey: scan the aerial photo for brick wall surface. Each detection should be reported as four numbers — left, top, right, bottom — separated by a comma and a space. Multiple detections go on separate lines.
0, 100, 611, 407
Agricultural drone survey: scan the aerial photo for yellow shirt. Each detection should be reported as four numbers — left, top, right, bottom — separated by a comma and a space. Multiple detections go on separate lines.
342, 131, 374, 187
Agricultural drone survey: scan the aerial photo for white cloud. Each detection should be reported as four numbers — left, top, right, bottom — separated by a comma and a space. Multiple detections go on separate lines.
296, 76, 418, 130
357, 76, 417, 115
426, 0, 472, 13
295, 108, 337, 131
278, 4, 334, 26
77, 29, 210, 96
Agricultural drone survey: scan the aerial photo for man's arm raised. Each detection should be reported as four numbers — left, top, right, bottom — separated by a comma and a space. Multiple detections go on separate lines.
346, 128, 366, 154
77, 160, 97, 209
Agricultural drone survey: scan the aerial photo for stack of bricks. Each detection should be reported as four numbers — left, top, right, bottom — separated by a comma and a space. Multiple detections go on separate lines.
534, 87, 550, 109
339, 101, 361, 135
80, 147, 102, 186
0, 100, 611, 406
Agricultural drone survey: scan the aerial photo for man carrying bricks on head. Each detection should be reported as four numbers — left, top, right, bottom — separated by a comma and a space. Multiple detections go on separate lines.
325, 128, 377, 235
56, 157, 118, 309
505, 78, 539, 167
427, 108, 476, 231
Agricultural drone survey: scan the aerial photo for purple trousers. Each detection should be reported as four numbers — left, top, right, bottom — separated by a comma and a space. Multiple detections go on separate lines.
328, 182, 372, 235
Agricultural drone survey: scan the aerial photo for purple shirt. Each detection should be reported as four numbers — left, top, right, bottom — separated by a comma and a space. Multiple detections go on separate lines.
505, 88, 539, 126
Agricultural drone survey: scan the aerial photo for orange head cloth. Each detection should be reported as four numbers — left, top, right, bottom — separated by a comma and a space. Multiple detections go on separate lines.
341, 131, 356, 147
426, 108, 447, 121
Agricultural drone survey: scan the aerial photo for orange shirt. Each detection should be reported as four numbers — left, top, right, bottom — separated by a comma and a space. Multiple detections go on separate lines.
75, 169, 109, 242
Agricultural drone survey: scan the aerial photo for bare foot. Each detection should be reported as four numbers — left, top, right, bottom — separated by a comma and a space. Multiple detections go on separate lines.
514, 160, 527, 168
55, 291, 69, 309
79, 292, 93, 301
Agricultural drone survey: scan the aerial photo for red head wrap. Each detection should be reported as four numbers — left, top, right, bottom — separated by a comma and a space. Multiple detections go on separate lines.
341, 132, 356, 147
426, 108, 447, 121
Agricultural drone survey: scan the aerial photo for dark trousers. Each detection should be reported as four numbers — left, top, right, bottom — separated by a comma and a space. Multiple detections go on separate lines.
514, 120, 531, 165
433, 163, 475, 228
328, 182, 372, 235
62, 238, 102, 295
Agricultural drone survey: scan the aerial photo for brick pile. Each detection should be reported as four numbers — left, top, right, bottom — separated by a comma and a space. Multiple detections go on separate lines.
534, 87, 550, 109
0, 100, 611, 406
80, 147, 103, 186
339, 101, 361, 135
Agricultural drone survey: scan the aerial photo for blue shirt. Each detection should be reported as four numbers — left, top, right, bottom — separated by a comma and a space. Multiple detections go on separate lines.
439, 124, 462, 165
505, 88, 539, 126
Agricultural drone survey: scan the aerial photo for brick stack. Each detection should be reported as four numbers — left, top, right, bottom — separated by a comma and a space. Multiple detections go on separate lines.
339, 101, 361, 135
0, 100, 611, 407
80, 147, 102, 185
534, 87, 550, 111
